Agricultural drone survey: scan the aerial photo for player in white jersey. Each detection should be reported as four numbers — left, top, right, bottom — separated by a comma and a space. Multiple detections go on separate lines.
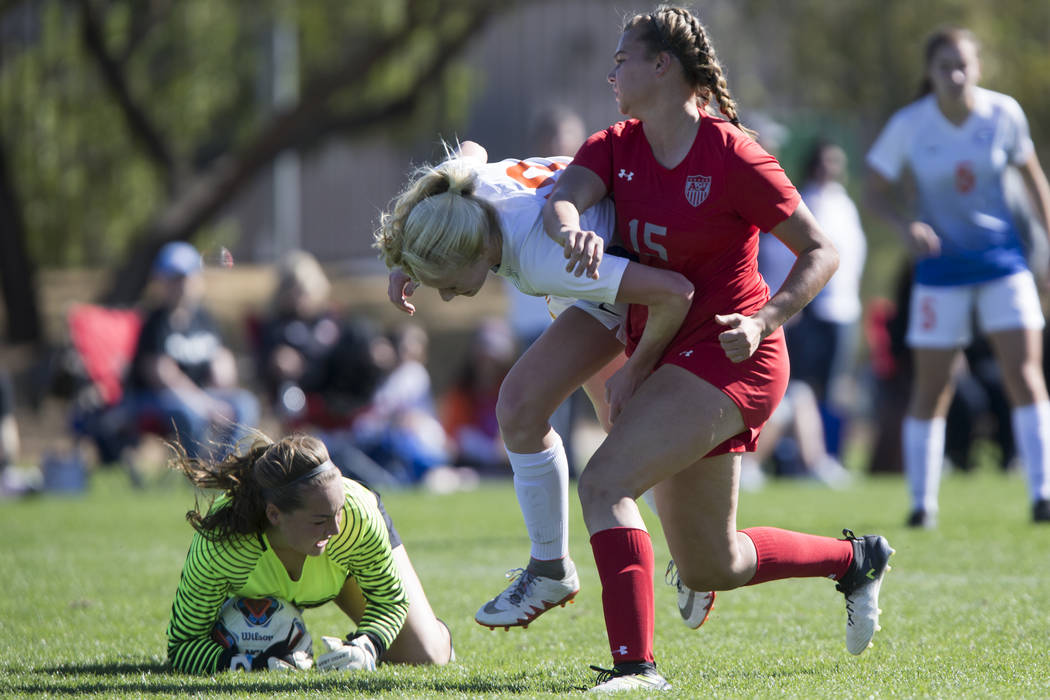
375, 141, 711, 630
866, 27, 1050, 526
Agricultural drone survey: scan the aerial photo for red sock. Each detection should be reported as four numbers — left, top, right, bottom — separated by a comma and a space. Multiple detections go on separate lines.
589, 527, 654, 664
741, 527, 853, 585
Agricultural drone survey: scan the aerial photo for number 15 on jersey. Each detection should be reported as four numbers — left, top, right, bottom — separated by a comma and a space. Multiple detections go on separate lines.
628, 219, 669, 261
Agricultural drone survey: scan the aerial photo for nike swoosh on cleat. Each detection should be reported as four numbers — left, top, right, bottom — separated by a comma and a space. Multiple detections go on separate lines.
678, 591, 695, 620
865, 568, 876, 579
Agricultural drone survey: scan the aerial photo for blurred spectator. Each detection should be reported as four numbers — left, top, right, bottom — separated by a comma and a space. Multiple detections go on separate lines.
0, 369, 32, 495
864, 267, 913, 475
257, 250, 342, 418
440, 318, 517, 475
256, 250, 393, 432
0, 370, 18, 470
374, 323, 437, 415
256, 261, 398, 490
528, 105, 587, 162
741, 381, 851, 490
352, 322, 474, 490
124, 241, 259, 460
752, 126, 851, 487
792, 140, 867, 457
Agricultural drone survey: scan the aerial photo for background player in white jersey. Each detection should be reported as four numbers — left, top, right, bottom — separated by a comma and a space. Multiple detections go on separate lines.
375, 140, 704, 630
866, 27, 1050, 527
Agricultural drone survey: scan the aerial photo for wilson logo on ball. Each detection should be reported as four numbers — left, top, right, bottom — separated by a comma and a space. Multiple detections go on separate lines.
211, 596, 312, 660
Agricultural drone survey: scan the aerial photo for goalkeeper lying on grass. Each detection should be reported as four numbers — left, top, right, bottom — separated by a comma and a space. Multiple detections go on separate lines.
166, 432, 454, 672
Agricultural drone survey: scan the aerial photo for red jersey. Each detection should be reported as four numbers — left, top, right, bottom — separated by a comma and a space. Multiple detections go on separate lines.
573, 116, 799, 350
572, 116, 801, 452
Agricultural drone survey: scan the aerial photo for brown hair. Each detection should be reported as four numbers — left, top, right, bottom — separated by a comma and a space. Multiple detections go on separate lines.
170, 433, 339, 541
917, 26, 979, 97
624, 5, 755, 138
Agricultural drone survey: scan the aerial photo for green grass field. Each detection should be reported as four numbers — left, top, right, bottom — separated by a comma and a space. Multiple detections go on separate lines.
1, 464, 1048, 698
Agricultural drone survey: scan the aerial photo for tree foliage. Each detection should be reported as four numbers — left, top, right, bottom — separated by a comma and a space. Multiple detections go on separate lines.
0, 0, 505, 311
739, 0, 1050, 152
2, 0, 1049, 336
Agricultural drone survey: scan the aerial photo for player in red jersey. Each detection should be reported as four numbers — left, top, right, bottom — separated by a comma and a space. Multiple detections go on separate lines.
542, 6, 894, 692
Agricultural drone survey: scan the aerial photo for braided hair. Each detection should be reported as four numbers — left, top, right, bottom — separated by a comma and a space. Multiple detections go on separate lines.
170, 433, 339, 542
624, 5, 756, 139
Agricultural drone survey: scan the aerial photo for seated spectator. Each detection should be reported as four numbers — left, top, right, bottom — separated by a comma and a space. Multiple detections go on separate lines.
257, 252, 393, 434
0, 370, 18, 471
440, 319, 517, 475
352, 323, 474, 491
0, 369, 32, 495
371, 323, 439, 422
740, 381, 852, 491
124, 241, 259, 460
257, 250, 343, 421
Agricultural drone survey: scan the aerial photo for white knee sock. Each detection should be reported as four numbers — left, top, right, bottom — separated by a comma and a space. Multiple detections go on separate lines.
903, 416, 946, 514
508, 435, 569, 561
1011, 401, 1050, 502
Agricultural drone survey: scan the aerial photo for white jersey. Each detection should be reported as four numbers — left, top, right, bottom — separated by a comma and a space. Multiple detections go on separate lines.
866, 87, 1033, 286
451, 156, 627, 308
799, 181, 866, 324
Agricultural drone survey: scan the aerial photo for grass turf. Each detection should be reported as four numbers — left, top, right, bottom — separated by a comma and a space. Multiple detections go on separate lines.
1, 464, 1047, 698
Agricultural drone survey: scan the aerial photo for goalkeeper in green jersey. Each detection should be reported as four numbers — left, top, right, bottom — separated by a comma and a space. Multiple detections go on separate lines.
166, 433, 454, 673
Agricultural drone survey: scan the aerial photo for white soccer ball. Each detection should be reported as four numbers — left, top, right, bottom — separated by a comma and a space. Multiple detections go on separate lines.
212, 596, 313, 667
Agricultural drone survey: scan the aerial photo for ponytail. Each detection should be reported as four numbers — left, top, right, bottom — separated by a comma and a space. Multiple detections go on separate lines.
170, 433, 337, 542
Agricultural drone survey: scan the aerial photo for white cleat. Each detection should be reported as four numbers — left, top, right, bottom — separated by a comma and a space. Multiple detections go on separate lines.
588, 664, 671, 693
836, 529, 895, 655
474, 567, 579, 630
664, 561, 715, 629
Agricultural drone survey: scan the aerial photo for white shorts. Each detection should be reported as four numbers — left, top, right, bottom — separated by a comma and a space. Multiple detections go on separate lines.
906, 270, 1045, 348
546, 295, 626, 332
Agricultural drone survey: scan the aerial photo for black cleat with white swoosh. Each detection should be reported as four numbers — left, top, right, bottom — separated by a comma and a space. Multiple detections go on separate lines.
836, 528, 894, 655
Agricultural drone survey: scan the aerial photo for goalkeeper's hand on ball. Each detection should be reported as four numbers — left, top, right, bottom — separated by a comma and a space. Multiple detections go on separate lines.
222, 627, 313, 672
316, 634, 378, 671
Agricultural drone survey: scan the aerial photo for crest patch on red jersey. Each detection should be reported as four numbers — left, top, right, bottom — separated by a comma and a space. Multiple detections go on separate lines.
685, 174, 711, 207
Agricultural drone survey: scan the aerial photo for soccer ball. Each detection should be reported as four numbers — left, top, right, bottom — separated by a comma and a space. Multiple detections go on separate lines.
212, 596, 313, 667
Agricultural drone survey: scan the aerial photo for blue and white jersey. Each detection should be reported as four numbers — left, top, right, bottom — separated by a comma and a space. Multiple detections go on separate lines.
866, 87, 1034, 286
446, 156, 626, 308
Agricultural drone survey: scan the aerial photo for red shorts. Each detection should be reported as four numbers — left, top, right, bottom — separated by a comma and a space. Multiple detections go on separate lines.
658, 327, 789, 456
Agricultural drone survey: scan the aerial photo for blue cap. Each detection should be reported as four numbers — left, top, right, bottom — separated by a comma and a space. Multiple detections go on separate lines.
153, 241, 203, 278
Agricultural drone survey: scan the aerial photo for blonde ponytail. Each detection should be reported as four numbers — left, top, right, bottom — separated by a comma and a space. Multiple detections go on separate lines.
375, 158, 500, 283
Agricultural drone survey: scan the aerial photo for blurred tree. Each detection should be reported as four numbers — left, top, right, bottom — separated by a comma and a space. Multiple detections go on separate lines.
736, 0, 1050, 302
742, 0, 1050, 151
0, 0, 507, 332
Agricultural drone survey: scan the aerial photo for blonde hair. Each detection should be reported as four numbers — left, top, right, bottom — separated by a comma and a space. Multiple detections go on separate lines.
170, 432, 339, 541
374, 156, 502, 283
625, 5, 756, 139
271, 249, 331, 313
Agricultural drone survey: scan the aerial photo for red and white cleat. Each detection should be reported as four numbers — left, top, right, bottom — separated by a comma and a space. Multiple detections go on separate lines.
474, 567, 579, 630
665, 560, 715, 629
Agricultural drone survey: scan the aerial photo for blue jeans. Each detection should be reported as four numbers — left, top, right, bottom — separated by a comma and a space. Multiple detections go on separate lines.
127, 388, 260, 460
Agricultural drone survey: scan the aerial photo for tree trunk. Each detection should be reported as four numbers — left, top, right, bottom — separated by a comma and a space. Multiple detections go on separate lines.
101, 3, 496, 305
0, 143, 42, 345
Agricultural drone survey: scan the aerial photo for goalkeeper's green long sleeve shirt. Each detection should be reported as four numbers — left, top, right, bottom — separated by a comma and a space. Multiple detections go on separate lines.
167, 477, 408, 673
